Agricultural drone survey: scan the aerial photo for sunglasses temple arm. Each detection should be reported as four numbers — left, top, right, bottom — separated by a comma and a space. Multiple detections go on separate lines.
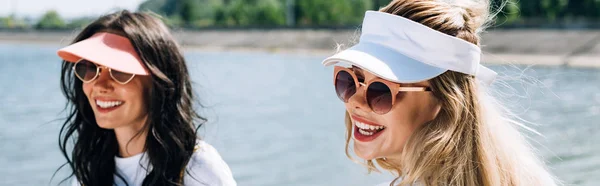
397, 87, 431, 92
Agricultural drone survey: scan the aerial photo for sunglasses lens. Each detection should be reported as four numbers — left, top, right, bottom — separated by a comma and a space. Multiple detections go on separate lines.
74, 60, 97, 82
110, 69, 135, 84
335, 71, 356, 102
367, 82, 393, 114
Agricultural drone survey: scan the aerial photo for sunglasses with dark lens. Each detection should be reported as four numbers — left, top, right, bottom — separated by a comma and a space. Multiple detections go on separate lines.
72, 59, 136, 85
333, 66, 432, 114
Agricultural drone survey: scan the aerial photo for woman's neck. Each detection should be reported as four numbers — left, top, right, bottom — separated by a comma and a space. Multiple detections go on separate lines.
382, 156, 404, 172
114, 118, 148, 158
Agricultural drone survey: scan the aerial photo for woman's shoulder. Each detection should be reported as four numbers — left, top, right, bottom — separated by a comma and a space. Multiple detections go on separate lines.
192, 141, 224, 160
70, 177, 79, 186
183, 140, 237, 186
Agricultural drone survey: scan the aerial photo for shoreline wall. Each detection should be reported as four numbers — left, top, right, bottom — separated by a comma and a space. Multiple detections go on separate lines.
1, 29, 598, 68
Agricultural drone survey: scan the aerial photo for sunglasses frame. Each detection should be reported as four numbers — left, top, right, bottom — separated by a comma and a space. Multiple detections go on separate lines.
72, 59, 136, 85
333, 66, 432, 114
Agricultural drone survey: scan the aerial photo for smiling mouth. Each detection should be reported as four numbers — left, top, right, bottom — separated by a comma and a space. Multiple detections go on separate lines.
96, 100, 124, 108
355, 121, 386, 135
351, 116, 386, 142
94, 99, 125, 113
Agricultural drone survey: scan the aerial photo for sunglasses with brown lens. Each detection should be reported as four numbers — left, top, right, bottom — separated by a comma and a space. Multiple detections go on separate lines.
72, 59, 136, 85
333, 66, 432, 114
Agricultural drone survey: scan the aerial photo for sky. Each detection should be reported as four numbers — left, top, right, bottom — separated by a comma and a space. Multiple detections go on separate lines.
0, 0, 146, 19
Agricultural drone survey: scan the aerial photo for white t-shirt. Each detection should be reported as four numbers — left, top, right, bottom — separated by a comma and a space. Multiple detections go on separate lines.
376, 181, 392, 186
376, 178, 404, 186
71, 140, 236, 186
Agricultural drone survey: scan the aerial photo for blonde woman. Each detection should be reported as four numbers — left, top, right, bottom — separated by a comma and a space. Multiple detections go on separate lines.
322, 0, 558, 185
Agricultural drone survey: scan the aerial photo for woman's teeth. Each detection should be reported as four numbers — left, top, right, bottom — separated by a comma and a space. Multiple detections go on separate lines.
96, 100, 123, 108
355, 121, 385, 136
359, 129, 374, 136
355, 121, 385, 130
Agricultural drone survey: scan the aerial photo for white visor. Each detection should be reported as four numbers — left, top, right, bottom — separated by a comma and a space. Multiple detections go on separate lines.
322, 11, 497, 85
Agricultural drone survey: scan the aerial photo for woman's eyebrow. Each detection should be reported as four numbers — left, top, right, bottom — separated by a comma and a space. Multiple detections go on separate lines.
351, 66, 362, 73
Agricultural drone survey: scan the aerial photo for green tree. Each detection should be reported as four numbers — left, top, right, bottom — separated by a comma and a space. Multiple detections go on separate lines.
214, 0, 285, 27
217, 0, 253, 26
135, 0, 600, 28
255, 0, 286, 26
541, 0, 568, 20
181, 0, 200, 25
35, 10, 66, 29
139, 0, 224, 27
491, 0, 520, 25
0, 15, 28, 29
507, 0, 600, 21
564, 0, 600, 18
373, 0, 391, 10
295, 0, 371, 26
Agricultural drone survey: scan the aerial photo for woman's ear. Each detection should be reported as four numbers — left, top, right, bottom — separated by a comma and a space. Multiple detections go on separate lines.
425, 90, 443, 122
429, 101, 442, 121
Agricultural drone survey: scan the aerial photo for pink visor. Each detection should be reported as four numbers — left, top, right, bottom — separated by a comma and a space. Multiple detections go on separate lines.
57, 32, 150, 75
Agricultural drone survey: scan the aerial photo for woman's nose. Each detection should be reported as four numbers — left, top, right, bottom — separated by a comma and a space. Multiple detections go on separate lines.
92, 68, 114, 92
347, 83, 370, 112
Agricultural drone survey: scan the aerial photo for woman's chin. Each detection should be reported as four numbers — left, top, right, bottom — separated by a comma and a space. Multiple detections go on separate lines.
95, 120, 119, 129
353, 145, 379, 160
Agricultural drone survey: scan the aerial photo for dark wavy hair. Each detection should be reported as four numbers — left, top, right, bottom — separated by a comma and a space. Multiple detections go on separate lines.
55, 10, 205, 186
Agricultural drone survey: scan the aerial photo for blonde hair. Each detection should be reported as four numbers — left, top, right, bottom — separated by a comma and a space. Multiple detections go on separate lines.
342, 0, 559, 185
